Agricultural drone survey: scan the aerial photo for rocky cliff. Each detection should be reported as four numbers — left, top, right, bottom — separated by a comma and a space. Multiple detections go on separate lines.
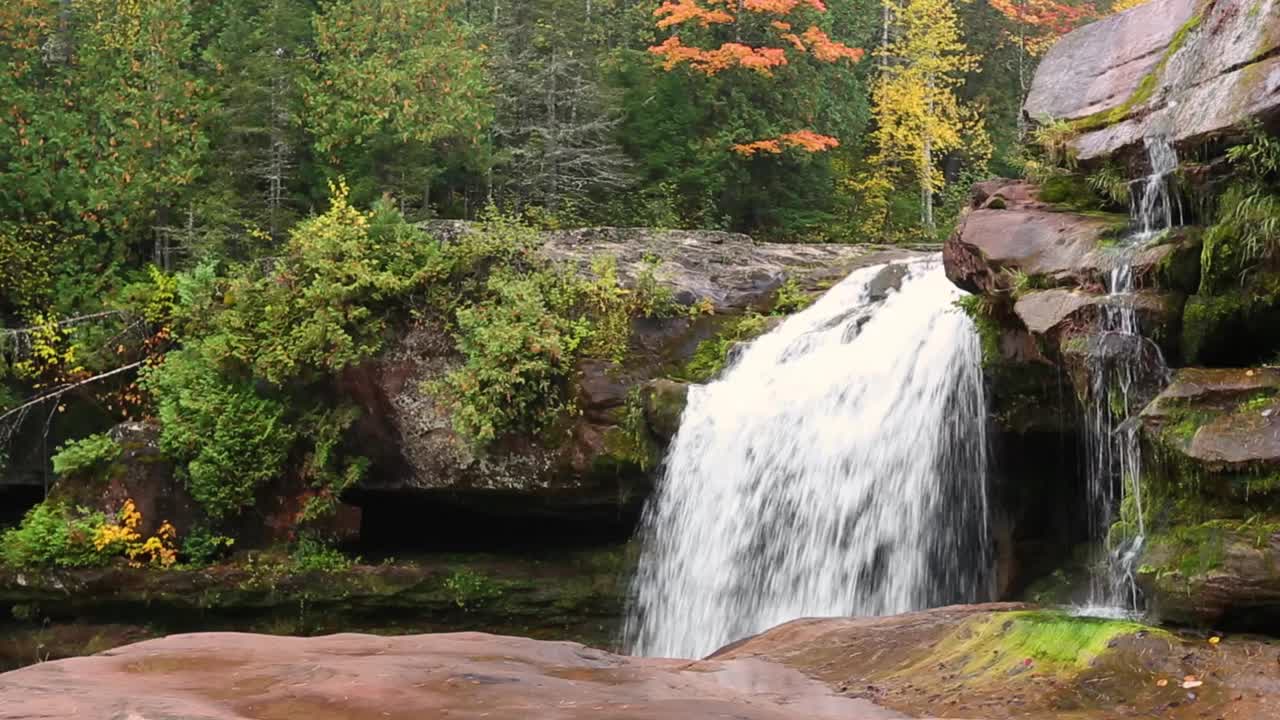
950, 0, 1280, 629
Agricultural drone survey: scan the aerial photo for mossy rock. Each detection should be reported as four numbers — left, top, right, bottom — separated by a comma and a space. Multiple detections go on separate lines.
641, 379, 690, 442
1181, 278, 1280, 366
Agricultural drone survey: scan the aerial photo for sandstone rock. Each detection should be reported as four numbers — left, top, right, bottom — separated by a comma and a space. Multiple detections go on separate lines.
6, 605, 1280, 719
944, 180, 1186, 295
78, 422, 194, 539
1142, 367, 1280, 474
1026, 0, 1280, 161
0, 630, 899, 720
423, 221, 918, 312
1015, 288, 1182, 340
1139, 525, 1280, 630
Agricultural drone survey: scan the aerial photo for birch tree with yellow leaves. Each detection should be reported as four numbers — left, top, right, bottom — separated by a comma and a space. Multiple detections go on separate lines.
859, 0, 988, 234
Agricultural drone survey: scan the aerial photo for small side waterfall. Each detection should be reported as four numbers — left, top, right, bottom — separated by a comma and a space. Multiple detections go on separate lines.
1081, 136, 1177, 613
624, 257, 993, 659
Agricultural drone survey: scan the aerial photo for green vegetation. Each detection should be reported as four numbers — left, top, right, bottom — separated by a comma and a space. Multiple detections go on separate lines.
443, 568, 505, 611
955, 295, 1002, 365
50, 434, 121, 479
0, 504, 115, 569
678, 313, 772, 384
771, 278, 814, 315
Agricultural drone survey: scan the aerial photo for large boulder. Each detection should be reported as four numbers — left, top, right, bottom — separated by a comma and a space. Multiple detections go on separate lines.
345, 227, 921, 523
1025, 0, 1280, 161
944, 180, 1194, 296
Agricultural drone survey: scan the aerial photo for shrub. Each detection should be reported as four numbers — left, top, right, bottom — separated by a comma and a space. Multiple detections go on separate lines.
442, 568, 503, 610
289, 535, 354, 573
181, 526, 236, 566
771, 277, 812, 315
51, 433, 121, 478
0, 503, 111, 569
142, 347, 295, 520
0, 499, 177, 569
680, 312, 770, 383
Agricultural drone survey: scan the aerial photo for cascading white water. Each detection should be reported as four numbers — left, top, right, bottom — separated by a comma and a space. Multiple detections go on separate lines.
1081, 136, 1177, 614
624, 257, 993, 659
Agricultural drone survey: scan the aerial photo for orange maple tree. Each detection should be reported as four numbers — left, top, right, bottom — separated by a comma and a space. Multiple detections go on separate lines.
649, 0, 864, 156
987, 0, 1096, 56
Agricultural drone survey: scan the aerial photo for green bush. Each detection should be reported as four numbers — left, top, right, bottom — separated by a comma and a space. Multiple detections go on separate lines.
180, 526, 236, 566
1, 502, 113, 569
442, 568, 503, 610
51, 433, 121, 478
143, 347, 295, 520
435, 270, 591, 446
771, 277, 812, 315
289, 535, 354, 573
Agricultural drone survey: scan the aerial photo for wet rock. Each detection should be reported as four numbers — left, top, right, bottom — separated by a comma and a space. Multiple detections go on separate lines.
642, 379, 690, 442
1025, 0, 1280, 161
0, 629, 900, 720
1015, 288, 1181, 341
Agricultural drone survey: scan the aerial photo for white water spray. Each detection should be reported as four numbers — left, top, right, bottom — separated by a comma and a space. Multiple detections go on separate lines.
624, 257, 993, 659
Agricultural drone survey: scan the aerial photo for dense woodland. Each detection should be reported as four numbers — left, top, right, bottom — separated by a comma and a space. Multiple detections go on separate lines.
0, 0, 1137, 566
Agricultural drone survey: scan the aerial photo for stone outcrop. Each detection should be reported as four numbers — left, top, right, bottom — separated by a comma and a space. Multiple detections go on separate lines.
1143, 368, 1280, 475
1132, 368, 1280, 628
1025, 0, 1280, 162
346, 225, 920, 522
6, 604, 1280, 720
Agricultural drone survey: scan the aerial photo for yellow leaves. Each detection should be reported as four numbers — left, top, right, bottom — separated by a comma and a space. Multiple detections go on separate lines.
93, 500, 179, 568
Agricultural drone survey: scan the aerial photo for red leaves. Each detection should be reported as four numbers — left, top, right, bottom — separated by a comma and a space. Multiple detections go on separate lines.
732, 131, 839, 156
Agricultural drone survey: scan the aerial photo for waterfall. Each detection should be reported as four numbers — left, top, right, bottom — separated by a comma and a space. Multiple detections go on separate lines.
624, 257, 993, 659
1080, 136, 1177, 614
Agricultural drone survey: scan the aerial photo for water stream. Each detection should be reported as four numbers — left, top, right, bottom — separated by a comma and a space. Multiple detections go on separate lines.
624, 257, 993, 659
1080, 137, 1178, 614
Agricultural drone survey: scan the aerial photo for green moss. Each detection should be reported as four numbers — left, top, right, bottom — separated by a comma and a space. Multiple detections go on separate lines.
1181, 280, 1280, 365
909, 611, 1158, 681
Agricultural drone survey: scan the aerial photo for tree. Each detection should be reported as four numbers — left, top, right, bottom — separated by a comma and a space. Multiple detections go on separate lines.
307, 0, 491, 216
649, 0, 865, 155
860, 0, 988, 233
489, 0, 632, 214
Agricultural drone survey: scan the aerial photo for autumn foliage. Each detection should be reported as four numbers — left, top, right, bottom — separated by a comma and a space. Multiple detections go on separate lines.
987, 0, 1097, 56
650, 0, 864, 156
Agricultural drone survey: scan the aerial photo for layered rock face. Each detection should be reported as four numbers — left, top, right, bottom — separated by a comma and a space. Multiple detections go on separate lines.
1025, 0, 1280, 161
951, 0, 1280, 629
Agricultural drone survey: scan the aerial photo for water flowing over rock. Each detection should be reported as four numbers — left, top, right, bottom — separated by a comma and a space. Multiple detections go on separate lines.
1025, 0, 1280, 161
625, 258, 992, 659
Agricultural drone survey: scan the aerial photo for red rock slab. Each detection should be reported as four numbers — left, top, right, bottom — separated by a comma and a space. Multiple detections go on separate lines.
0, 631, 906, 720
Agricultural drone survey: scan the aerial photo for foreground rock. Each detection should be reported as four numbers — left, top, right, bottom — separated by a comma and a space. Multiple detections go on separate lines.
1025, 0, 1280, 161
5, 605, 1280, 720
0, 630, 899, 720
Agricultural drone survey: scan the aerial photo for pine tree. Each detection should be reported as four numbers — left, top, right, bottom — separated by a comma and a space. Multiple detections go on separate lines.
489, 0, 632, 214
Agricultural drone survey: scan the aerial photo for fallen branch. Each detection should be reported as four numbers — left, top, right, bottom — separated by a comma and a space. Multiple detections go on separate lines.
0, 361, 146, 425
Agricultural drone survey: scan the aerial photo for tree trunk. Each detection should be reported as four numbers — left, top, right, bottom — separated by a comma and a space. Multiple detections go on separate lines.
921, 134, 934, 230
